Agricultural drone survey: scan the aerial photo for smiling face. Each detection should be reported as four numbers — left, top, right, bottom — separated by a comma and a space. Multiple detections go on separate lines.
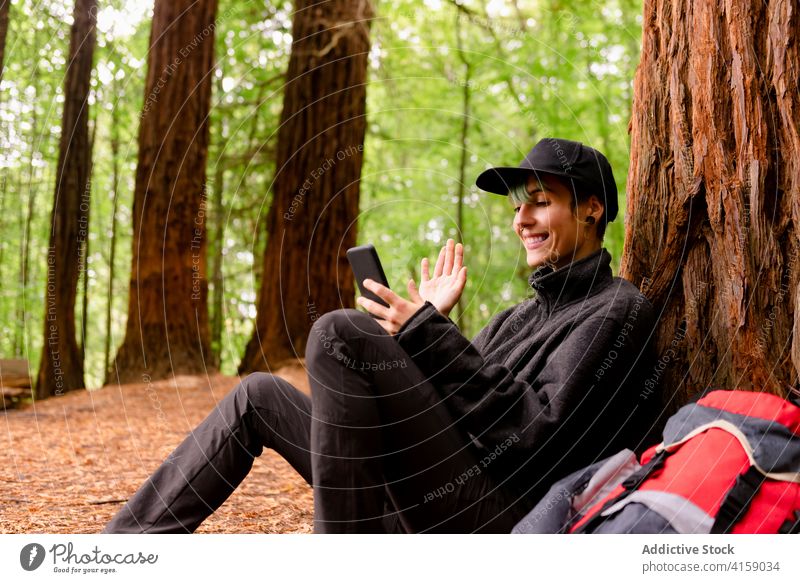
511, 173, 604, 270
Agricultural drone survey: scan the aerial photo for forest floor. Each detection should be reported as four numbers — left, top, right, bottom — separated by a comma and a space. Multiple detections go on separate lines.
0, 366, 314, 533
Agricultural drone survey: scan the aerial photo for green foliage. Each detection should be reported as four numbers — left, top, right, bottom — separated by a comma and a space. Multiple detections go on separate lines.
0, 0, 642, 387
1, 0, 82, 377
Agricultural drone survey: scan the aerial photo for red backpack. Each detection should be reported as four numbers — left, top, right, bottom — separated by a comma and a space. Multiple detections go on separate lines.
512, 390, 800, 534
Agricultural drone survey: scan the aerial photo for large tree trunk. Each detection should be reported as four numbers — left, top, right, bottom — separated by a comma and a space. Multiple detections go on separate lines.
239, 0, 374, 373
111, 0, 218, 384
621, 0, 800, 407
35, 0, 97, 399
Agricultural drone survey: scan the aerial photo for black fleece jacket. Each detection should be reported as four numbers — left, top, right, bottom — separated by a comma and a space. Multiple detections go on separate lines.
394, 247, 661, 508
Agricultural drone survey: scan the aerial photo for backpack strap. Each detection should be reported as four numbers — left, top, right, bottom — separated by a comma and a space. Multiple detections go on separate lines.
778, 511, 800, 534
710, 466, 766, 534
571, 449, 669, 534
662, 419, 800, 483
598, 489, 714, 534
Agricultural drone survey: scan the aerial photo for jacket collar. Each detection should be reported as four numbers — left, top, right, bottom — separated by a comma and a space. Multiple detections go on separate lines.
527, 247, 613, 310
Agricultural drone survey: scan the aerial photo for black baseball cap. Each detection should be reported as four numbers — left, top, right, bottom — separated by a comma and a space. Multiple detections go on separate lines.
475, 137, 619, 224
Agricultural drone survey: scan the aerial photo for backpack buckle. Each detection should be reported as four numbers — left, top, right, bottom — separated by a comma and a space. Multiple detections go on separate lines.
622, 449, 668, 491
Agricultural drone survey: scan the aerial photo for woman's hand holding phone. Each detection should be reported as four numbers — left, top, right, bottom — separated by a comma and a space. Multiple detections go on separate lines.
353, 238, 466, 334
412, 238, 467, 318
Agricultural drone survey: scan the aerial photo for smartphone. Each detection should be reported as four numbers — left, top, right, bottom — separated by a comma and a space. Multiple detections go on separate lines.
347, 243, 390, 317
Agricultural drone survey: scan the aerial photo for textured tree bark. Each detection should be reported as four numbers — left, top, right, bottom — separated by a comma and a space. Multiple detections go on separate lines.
622, 0, 800, 407
35, 0, 96, 399
239, 0, 374, 373
111, 0, 218, 384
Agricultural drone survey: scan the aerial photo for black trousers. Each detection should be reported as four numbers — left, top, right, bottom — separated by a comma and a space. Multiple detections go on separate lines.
103, 309, 531, 533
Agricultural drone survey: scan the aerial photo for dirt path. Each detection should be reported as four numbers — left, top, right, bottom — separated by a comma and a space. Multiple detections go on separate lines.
0, 370, 313, 533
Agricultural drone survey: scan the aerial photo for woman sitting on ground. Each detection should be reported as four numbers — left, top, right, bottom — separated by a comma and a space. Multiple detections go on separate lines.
103, 138, 661, 534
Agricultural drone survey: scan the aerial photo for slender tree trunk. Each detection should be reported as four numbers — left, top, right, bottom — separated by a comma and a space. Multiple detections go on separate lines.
251, 212, 264, 294
621, 0, 800, 406
36, 0, 97, 398
208, 70, 226, 370
12, 172, 20, 356
0, 169, 6, 303
16, 24, 40, 359
210, 145, 225, 370
17, 141, 35, 358
453, 7, 470, 329
110, 0, 218, 384
80, 112, 97, 366
104, 82, 121, 383
0, 0, 9, 82
239, 0, 374, 373
209, 76, 270, 369
0, 76, 4, 305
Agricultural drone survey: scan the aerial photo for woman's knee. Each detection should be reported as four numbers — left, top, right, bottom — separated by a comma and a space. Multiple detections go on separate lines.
306, 308, 374, 363
312, 308, 374, 338
236, 372, 298, 413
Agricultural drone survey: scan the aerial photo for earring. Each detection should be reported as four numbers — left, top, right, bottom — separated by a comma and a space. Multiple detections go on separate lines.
585, 215, 596, 225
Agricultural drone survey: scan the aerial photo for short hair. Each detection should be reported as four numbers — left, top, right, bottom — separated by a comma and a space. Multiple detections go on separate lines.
508, 175, 607, 240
